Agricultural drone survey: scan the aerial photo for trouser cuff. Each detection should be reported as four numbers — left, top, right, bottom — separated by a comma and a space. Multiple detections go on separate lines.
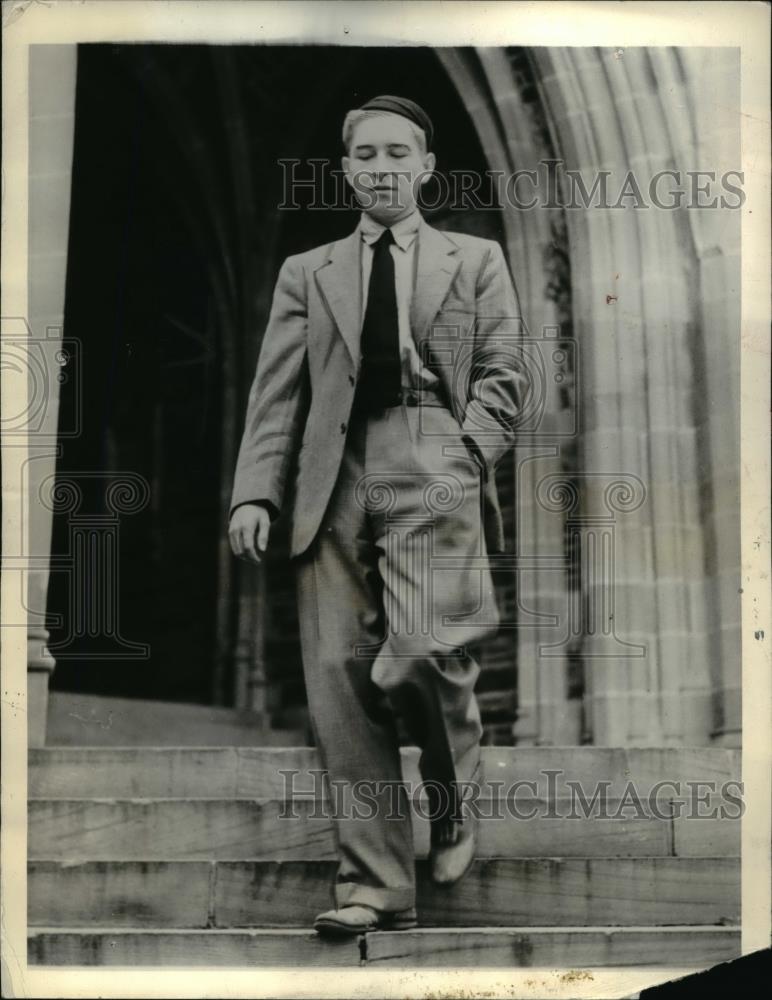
335, 882, 415, 913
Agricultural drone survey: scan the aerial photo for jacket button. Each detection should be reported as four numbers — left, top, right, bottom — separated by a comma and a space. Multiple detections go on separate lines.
340, 423, 347, 434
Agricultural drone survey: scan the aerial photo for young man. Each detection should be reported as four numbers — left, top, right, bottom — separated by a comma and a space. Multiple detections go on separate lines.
229, 95, 526, 936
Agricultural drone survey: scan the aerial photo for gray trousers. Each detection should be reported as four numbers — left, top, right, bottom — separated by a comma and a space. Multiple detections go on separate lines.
295, 398, 499, 911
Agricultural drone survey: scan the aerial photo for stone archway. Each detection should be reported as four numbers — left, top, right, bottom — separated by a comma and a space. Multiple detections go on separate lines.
26, 44, 741, 750
535, 47, 740, 747
438, 46, 741, 746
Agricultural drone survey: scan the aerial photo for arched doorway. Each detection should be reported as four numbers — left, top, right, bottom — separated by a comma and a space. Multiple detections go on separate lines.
49, 43, 575, 746
37, 42, 742, 751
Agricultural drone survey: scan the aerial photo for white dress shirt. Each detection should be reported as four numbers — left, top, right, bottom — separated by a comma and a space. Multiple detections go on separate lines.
358, 210, 439, 389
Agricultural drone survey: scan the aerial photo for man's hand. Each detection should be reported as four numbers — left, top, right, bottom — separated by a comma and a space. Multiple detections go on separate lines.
229, 503, 272, 564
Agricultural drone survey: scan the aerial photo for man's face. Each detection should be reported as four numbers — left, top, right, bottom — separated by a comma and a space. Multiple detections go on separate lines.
342, 113, 435, 224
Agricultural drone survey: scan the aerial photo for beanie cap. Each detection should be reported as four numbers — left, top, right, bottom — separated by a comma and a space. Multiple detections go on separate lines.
359, 95, 434, 149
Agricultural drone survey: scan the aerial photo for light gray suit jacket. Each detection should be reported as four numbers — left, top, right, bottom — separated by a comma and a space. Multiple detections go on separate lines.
230, 216, 528, 558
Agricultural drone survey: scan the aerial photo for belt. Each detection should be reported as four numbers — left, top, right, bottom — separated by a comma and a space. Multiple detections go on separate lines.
352, 384, 448, 415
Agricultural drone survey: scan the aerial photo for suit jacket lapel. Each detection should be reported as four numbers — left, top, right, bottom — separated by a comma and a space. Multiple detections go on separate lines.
314, 229, 361, 366
411, 219, 461, 344
313, 218, 460, 368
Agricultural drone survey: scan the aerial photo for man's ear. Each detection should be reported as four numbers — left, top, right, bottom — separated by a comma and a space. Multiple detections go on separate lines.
419, 152, 436, 184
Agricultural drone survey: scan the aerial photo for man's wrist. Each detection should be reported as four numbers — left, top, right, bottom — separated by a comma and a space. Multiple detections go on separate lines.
231, 499, 279, 522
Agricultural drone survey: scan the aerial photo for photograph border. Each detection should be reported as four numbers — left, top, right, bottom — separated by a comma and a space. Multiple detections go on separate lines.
2, 2, 769, 998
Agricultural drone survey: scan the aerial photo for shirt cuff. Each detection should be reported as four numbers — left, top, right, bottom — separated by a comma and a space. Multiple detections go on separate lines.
230, 499, 280, 522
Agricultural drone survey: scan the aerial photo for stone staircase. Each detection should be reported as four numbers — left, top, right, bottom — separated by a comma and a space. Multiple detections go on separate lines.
28, 746, 742, 967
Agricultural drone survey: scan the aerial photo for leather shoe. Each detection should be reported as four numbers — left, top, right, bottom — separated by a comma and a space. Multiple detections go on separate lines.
429, 797, 478, 885
313, 904, 418, 937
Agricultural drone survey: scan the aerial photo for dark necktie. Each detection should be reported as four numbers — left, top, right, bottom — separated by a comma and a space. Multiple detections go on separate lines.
356, 229, 401, 411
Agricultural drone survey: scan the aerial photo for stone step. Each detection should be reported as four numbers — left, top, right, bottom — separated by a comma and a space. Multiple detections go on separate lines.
28, 796, 739, 860
27, 925, 741, 968
28, 858, 740, 929
363, 926, 742, 968
29, 745, 741, 799
45, 692, 307, 748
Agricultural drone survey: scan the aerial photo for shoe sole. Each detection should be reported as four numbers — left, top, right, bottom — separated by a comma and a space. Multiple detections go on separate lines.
314, 916, 418, 937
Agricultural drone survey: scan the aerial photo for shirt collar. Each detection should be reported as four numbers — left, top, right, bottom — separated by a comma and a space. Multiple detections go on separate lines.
359, 209, 421, 251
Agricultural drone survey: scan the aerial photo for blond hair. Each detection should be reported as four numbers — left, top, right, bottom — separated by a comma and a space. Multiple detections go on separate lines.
341, 109, 428, 155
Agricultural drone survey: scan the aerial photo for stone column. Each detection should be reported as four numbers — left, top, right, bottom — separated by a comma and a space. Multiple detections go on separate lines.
651, 48, 742, 743
26, 45, 78, 744
532, 48, 656, 745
